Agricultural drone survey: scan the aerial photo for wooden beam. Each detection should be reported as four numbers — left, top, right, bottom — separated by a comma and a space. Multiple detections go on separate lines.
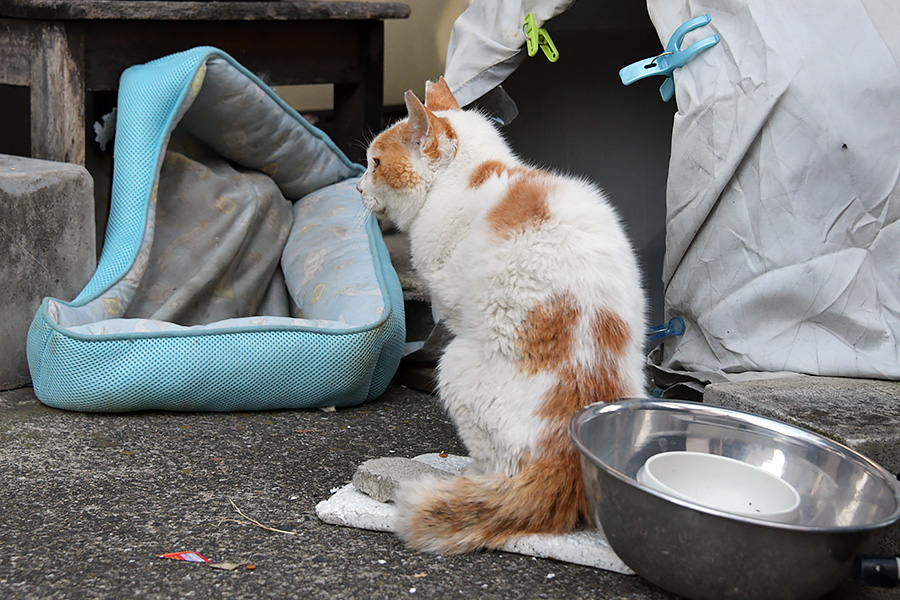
82, 20, 366, 91
333, 20, 384, 163
0, 18, 32, 85
30, 21, 85, 164
0, 1, 411, 21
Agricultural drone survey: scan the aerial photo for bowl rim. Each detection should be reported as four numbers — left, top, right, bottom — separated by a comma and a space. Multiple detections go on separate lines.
569, 398, 900, 533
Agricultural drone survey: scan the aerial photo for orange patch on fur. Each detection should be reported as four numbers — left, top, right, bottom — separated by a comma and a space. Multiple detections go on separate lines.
593, 308, 631, 356
425, 77, 460, 112
517, 294, 579, 375
371, 123, 419, 189
468, 161, 530, 189
529, 431, 592, 530
469, 160, 505, 188
422, 114, 457, 161
533, 311, 634, 424
486, 173, 550, 238
518, 304, 633, 423
524, 314, 632, 540
540, 363, 630, 426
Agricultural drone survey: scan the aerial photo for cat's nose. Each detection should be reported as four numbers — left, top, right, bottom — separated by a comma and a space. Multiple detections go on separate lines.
356, 180, 363, 194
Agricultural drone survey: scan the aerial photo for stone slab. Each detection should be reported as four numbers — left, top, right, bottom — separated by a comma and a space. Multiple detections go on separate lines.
352, 456, 450, 503
0, 154, 95, 390
704, 376, 900, 475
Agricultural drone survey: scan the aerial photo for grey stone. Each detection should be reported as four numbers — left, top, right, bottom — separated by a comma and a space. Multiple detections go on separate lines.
352, 456, 450, 503
705, 375, 900, 553
0, 154, 95, 390
704, 376, 900, 474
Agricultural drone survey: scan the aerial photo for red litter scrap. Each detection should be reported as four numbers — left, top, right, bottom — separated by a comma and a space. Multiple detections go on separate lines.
158, 551, 210, 563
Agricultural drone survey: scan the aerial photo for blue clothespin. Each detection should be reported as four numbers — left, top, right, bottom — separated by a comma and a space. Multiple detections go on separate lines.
647, 317, 686, 342
619, 14, 720, 101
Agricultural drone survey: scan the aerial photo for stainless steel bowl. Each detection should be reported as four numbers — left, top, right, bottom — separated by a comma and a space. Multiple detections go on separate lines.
569, 399, 900, 600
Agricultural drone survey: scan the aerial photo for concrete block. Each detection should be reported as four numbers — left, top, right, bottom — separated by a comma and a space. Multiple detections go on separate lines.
352, 456, 450, 503
0, 155, 95, 390
705, 375, 900, 552
382, 231, 429, 304
704, 376, 900, 474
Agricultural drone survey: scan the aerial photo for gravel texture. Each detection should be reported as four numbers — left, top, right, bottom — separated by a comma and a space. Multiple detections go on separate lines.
1, 384, 891, 599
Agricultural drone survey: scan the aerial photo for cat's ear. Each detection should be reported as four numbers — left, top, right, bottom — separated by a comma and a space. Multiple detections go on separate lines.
405, 89, 458, 165
404, 90, 432, 143
425, 77, 460, 111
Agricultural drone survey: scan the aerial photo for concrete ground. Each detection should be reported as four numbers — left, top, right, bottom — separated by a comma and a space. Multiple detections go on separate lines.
0, 384, 892, 600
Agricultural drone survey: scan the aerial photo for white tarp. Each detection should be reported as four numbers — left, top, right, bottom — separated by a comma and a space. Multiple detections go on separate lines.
650, 0, 900, 378
442, 0, 574, 108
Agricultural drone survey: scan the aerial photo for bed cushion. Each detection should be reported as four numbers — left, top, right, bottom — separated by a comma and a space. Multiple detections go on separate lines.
26, 47, 404, 412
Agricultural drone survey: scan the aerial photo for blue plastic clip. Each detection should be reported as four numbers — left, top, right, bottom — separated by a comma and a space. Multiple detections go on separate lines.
647, 317, 686, 342
619, 14, 719, 102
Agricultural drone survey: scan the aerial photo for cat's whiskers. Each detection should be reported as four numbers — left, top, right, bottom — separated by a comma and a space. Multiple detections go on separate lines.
350, 206, 371, 233
352, 127, 383, 157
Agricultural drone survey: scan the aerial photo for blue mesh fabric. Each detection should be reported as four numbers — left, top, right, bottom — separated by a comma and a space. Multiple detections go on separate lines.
26, 47, 405, 412
80, 49, 210, 301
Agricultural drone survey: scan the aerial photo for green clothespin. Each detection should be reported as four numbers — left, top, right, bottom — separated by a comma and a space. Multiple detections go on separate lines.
524, 12, 559, 62
538, 28, 559, 62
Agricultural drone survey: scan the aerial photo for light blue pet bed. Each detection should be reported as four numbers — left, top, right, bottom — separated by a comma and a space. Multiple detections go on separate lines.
26, 47, 404, 412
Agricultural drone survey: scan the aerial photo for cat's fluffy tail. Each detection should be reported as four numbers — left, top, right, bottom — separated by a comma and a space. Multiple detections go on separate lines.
394, 448, 588, 554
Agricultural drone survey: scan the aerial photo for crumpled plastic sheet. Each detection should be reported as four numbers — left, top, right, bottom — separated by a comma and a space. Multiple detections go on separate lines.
442, 0, 574, 108
650, 0, 900, 378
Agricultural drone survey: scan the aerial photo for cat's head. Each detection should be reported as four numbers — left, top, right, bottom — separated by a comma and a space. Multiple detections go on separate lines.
356, 77, 460, 230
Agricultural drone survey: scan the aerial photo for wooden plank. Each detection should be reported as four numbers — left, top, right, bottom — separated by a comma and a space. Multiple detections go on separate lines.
0, 1, 410, 21
0, 18, 32, 85
82, 19, 365, 90
333, 20, 383, 162
29, 21, 86, 164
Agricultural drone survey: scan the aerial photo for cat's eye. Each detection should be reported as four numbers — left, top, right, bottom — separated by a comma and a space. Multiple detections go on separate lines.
373, 158, 381, 169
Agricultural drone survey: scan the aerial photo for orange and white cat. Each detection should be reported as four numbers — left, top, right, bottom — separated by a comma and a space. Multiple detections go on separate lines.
357, 78, 646, 554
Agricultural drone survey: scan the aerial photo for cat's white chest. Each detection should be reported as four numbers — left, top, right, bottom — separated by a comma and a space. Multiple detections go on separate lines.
407, 184, 494, 327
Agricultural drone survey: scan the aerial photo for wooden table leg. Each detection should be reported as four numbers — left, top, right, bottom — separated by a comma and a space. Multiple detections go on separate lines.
29, 22, 86, 165
333, 20, 385, 164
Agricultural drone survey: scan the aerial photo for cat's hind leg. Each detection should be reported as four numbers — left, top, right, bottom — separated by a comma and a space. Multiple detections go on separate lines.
436, 335, 554, 477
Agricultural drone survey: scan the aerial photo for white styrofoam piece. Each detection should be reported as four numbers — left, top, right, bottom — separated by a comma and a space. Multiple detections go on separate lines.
317, 482, 396, 532
315, 453, 634, 575
501, 529, 632, 573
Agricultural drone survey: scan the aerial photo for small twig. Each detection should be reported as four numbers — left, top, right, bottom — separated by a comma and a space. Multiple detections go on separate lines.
215, 517, 248, 527
228, 498, 300, 536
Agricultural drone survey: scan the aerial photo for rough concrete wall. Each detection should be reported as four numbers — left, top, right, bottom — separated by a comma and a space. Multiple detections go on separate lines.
0, 154, 95, 389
